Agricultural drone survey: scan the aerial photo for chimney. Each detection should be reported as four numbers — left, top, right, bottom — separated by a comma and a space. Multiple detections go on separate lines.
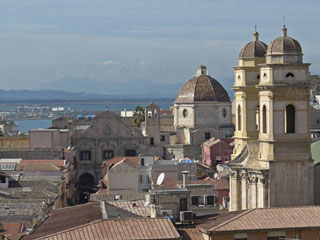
182, 171, 189, 189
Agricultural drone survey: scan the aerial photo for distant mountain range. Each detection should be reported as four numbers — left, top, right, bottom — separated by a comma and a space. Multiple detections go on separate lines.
0, 77, 233, 101
37, 78, 186, 98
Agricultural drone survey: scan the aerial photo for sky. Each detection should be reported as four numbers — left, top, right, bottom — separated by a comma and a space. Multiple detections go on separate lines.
1, 0, 320, 93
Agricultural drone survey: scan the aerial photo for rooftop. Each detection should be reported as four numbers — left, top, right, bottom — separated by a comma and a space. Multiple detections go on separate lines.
23, 202, 104, 240
35, 218, 180, 240
200, 206, 320, 233
103, 156, 140, 169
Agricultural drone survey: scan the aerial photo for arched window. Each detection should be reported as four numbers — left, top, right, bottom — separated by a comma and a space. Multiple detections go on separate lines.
255, 105, 260, 130
285, 104, 295, 133
80, 150, 91, 161
102, 150, 114, 160
262, 105, 267, 134
237, 105, 242, 131
285, 72, 294, 78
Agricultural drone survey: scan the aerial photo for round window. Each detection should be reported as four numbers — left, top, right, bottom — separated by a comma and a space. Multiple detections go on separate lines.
183, 109, 188, 118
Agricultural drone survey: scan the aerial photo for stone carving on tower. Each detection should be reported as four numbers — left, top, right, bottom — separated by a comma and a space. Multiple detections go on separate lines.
229, 26, 314, 211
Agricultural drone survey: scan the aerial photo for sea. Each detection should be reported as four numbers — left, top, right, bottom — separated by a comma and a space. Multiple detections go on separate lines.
11, 100, 174, 133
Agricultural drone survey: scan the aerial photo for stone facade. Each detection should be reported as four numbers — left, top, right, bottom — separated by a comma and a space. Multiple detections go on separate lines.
71, 111, 144, 186
229, 27, 314, 211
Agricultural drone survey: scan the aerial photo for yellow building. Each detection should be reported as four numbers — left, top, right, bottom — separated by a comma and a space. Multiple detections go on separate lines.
0, 136, 30, 149
229, 26, 314, 211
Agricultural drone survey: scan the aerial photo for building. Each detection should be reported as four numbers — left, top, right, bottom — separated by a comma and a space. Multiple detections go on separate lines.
70, 110, 144, 198
229, 26, 314, 211
149, 177, 219, 219
0, 120, 19, 136
29, 129, 69, 148
199, 206, 320, 240
202, 138, 234, 169
166, 65, 234, 160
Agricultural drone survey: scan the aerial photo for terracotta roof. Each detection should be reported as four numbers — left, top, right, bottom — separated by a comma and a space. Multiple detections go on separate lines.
106, 200, 151, 217
19, 164, 61, 171
103, 156, 139, 169
35, 218, 180, 240
23, 202, 103, 240
175, 75, 230, 103
200, 206, 320, 233
20, 160, 66, 168
2, 221, 25, 239
160, 110, 173, 115
178, 227, 205, 240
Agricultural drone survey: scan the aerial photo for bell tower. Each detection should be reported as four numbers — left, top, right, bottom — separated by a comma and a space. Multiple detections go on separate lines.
229, 26, 314, 212
257, 26, 314, 207
232, 30, 267, 157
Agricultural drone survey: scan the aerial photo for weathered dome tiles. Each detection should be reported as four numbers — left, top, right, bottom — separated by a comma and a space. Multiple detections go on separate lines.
175, 65, 230, 103
238, 31, 267, 58
267, 25, 302, 55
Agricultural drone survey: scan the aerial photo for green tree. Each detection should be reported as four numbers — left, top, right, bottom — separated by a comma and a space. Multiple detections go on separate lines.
132, 106, 145, 127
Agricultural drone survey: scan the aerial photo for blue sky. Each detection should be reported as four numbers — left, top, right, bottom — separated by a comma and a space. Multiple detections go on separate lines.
1, 0, 319, 93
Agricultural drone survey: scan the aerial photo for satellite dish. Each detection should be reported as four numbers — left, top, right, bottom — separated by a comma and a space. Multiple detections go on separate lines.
157, 173, 165, 185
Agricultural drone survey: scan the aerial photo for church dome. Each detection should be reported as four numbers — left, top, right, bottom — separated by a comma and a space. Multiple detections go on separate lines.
239, 32, 267, 58
267, 26, 302, 55
175, 66, 230, 103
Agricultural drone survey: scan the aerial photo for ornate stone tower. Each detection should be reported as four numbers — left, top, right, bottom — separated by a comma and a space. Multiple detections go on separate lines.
233, 30, 267, 157
229, 26, 314, 211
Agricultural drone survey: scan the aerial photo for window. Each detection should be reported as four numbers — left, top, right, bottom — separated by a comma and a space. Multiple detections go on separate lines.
150, 137, 154, 146
183, 109, 188, 118
105, 125, 112, 135
263, 73, 267, 79
205, 195, 215, 205
125, 149, 137, 156
102, 150, 114, 160
141, 158, 145, 166
262, 105, 267, 133
285, 104, 295, 133
139, 175, 143, 184
257, 74, 260, 80
161, 135, 165, 142
222, 108, 227, 118
205, 132, 211, 140
148, 111, 152, 118
80, 151, 91, 161
191, 196, 199, 206
256, 105, 260, 130
0, 175, 6, 183
285, 72, 294, 78
237, 105, 242, 131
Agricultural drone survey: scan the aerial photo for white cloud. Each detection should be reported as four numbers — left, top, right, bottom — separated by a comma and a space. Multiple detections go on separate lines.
102, 60, 117, 65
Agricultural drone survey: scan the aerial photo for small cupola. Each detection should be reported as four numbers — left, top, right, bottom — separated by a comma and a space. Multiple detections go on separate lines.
197, 65, 207, 76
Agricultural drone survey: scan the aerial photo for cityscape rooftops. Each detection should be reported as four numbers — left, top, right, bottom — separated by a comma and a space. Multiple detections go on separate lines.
199, 206, 320, 233
34, 217, 180, 240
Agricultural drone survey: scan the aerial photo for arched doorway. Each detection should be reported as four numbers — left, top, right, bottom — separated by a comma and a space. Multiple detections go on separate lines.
78, 173, 96, 204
